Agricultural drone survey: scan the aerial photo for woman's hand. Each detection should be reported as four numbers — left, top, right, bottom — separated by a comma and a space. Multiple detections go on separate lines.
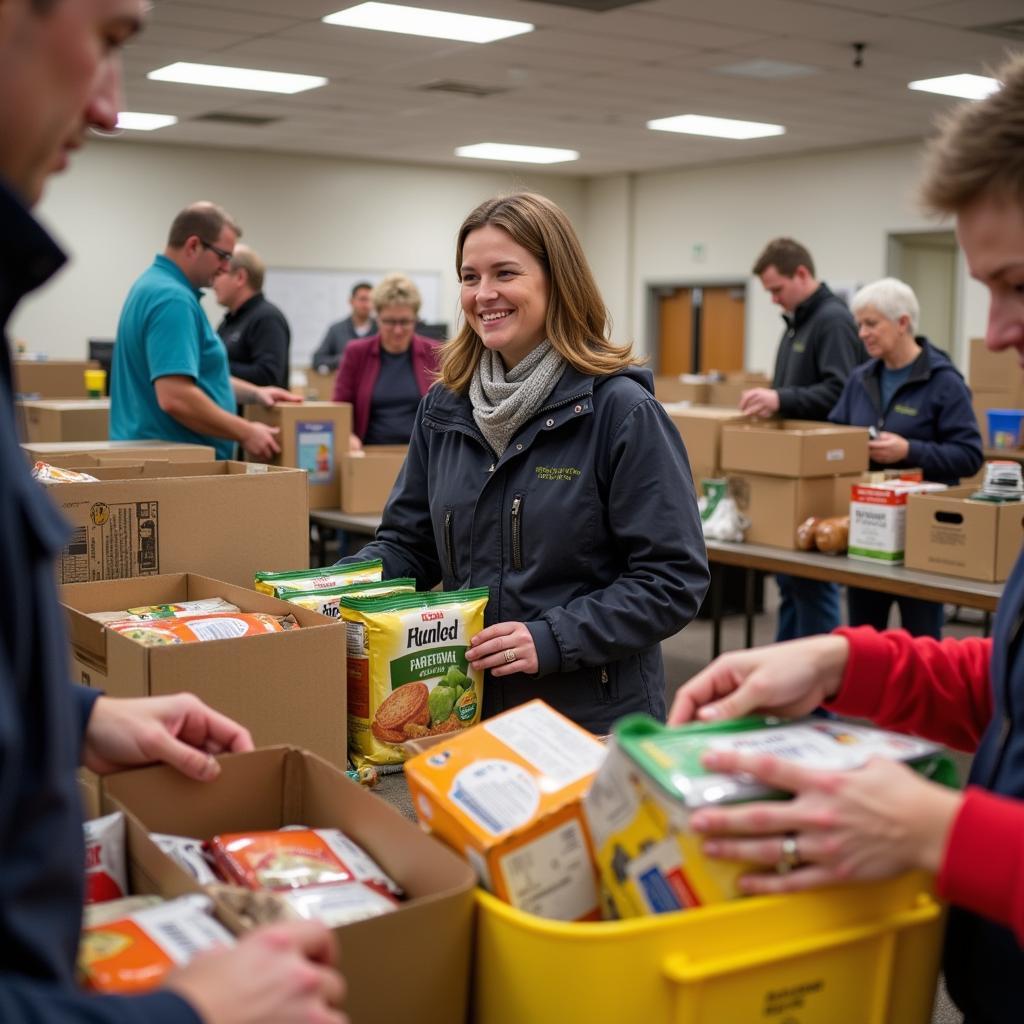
689, 749, 962, 893
467, 621, 538, 676
868, 431, 910, 464
668, 635, 850, 725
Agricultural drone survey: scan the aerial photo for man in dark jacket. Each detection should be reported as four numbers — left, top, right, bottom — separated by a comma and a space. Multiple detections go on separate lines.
741, 238, 867, 641
311, 281, 376, 372
214, 244, 291, 390
0, 1, 345, 1022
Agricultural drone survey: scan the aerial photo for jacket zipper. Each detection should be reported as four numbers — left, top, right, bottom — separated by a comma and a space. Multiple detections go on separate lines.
443, 508, 455, 579
511, 494, 523, 571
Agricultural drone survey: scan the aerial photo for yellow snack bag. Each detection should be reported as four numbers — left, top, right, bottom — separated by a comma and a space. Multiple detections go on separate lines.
341, 588, 489, 768
253, 560, 383, 597
284, 578, 416, 620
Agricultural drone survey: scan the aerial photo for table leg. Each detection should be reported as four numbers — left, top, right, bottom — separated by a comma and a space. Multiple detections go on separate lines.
744, 569, 756, 649
984, 611, 992, 638
710, 568, 724, 659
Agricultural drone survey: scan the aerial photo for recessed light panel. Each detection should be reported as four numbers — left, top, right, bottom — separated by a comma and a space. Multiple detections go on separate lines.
908, 73, 1001, 100
116, 111, 178, 131
647, 114, 785, 140
455, 143, 579, 164
148, 63, 327, 95
324, 3, 532, 43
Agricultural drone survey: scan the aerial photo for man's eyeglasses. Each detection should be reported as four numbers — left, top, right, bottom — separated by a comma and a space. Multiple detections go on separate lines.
379, 318, 415, 327
200, 239, 233, 262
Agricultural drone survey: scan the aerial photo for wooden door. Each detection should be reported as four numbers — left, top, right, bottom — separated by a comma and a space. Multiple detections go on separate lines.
700, 286, 745, 373
658, 289, 694, 375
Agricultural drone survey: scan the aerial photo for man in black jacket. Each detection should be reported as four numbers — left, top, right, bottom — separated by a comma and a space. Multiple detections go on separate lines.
0, 1, 345, 1022
214, 244, 291, 390
740, 238, 866, 640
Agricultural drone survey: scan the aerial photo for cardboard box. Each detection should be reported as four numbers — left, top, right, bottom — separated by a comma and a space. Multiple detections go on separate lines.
969, 337, 1024, 395
47, 461, 308, 586
663, 405, 749, 480
654, 376, 711, 404
721, 420, 869, 478
100, 746, 477, 1024
13, 358, 100, 398
340, 445, 408, 514
18, 398, 110, 443
707, 372, 770, 409
905, 486, 1024, 582
63, 575, 347, 765
847, 481, 947, 564
22, 440, 216, 464
244, 401, 352, 510
728, 472, 860, 549
406, 700, 606, 922
304, 369, 339, 401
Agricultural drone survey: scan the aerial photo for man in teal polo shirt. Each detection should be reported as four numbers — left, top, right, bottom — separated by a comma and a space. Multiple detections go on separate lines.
111, 201, 297, 458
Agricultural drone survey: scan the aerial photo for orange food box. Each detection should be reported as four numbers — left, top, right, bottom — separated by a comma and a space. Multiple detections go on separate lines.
405, 700, 607, 921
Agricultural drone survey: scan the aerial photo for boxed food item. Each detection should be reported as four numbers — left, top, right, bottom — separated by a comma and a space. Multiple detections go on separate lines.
584, 715, 955, 918
905, 486, 1024, 582
848, 480, 947, 564
62, 573, 347, 767
22, 440, 216, 464
340, 445, 407, 514
13, 358, 100, 399
101, 746, 477, 1024
406, 700, 607, 921
46, 461, 308, 587
243, 401, 352, 509
343, 589, 488, 767
17, 398, 110, 443
727, 472, 860, 549
663, 405, 749, 479
721, 420, 869, 478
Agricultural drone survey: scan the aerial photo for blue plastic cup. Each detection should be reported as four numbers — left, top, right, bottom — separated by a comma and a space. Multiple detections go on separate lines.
987, 409, 1024, 449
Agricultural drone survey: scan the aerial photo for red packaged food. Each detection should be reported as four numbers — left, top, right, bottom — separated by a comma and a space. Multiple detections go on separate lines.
83, 812, 128, 904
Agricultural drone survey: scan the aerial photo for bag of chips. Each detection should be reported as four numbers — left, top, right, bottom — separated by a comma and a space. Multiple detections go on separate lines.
284, 578, 416, 619
253, 560, 383, 598
105, 612, 298, 647
341, 588, 488, 767
83, 812, 128, 904
31, 461, 99, 485
89, 597, 240, 624
78, 895, 234, 993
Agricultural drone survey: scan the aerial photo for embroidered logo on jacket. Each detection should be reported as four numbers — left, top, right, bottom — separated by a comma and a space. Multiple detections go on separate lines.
535, 466, 581, 482
892, 403, 918, 416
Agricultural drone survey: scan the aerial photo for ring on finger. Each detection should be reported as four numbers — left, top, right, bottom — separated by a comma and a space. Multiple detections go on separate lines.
776, 833, 801, 874
503, 648, 518, 665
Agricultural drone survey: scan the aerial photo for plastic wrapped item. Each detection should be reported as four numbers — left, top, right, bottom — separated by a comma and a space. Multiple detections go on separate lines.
284, 578, 416, 619
253, 560, 383, 597
78, 895, 234, 993
813, 515, 849, 554
89, 597, 240, 624
151, 833, 221, 885
105, 611, 299, 646
795, 516, 820, 551
83, 895, 163, 929
83, 812, 128, 904
31, 461, 99, 485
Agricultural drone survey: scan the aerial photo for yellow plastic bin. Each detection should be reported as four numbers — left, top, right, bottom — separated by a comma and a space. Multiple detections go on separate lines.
475, 871, 944, 1024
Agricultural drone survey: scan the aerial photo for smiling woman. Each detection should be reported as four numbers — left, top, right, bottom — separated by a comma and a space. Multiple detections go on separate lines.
336, 191, 711, 734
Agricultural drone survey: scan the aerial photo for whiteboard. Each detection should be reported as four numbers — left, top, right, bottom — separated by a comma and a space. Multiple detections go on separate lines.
264, 267, 444, 368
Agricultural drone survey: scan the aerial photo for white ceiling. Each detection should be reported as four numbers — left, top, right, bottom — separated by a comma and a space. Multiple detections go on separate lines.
114, 0, 1024, 176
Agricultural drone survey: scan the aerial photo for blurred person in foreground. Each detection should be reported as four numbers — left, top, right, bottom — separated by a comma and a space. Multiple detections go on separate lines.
0, 0, 346, 1021
669, 52, 1024, 1024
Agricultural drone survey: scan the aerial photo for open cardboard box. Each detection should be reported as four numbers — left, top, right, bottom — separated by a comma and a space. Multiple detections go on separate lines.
100, 747, 477, 1024
62, 573, 347, 766
722, 419, 869, 478
340, 445, 408, 514
24, 440, 216, 466
663, 405, 749, 480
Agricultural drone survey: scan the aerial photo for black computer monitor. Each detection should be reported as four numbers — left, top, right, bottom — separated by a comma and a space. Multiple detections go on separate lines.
416, 322, 449, 342
87, 339, 114, 393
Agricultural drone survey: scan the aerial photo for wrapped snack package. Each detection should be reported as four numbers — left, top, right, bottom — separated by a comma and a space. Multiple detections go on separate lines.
253, 560, 383, 597
83, 812, 128, 904
813, 515, 850, 554
78, 894, 234, 994
207, 828, 402, 898
150, 834, 221, 885
795, 516, 820, 551
31, 461, 99, 485
89, 597, 240, 625
284, 577, 416, 619
214, 882, 398, 929
105, 611, 298, 647
84, 895, 163, 929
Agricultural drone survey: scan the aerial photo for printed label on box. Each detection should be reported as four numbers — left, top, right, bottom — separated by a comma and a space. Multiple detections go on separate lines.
449, 759, 540, 835
297, 421, 334, 484
60, 500, 159, 583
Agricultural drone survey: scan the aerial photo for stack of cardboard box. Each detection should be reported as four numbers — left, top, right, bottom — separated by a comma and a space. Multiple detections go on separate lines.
18, 398, 110, 443
969, 337, 1024, 449
663, 406, 749, 483
13, 358, 100, 398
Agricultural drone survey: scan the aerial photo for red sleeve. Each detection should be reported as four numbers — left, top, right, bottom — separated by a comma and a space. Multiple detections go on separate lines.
828, 626, 993, 752
332, 346, 358, 403
939, 787, 1024, 944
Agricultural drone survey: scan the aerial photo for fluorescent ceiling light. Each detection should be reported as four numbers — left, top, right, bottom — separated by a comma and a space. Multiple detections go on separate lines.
455, 143, 579, 164
715, 59, 817, 80
908, 73, 1000, 100
116, 111, 178, 131
323, 3, 532, 43
647, 114, 785, 140
148, 62, 327, 95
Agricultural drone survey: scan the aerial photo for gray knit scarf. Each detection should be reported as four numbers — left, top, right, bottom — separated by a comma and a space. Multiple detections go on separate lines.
469, 341, 565, 456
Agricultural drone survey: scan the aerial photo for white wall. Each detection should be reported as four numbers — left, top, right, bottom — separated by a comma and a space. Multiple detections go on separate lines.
11, 139, 586, 358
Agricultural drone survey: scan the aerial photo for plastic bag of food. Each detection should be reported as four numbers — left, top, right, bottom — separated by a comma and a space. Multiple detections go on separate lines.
31, 461, 99, 485
151, 833, 221, 885
795, 516, 820, 551
207, 827, 402, 897
83, 812, 128, 904
89, 597, 240, 624
253, 560, 383, 597
341, 588, 488, 767
105, 612, 299, 646
78, 894, 234, 994
284, 577, 416, 619
814, 515, 849, 554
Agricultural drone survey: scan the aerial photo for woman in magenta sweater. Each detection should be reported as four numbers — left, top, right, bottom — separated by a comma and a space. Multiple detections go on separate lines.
331, 273, 441, 447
